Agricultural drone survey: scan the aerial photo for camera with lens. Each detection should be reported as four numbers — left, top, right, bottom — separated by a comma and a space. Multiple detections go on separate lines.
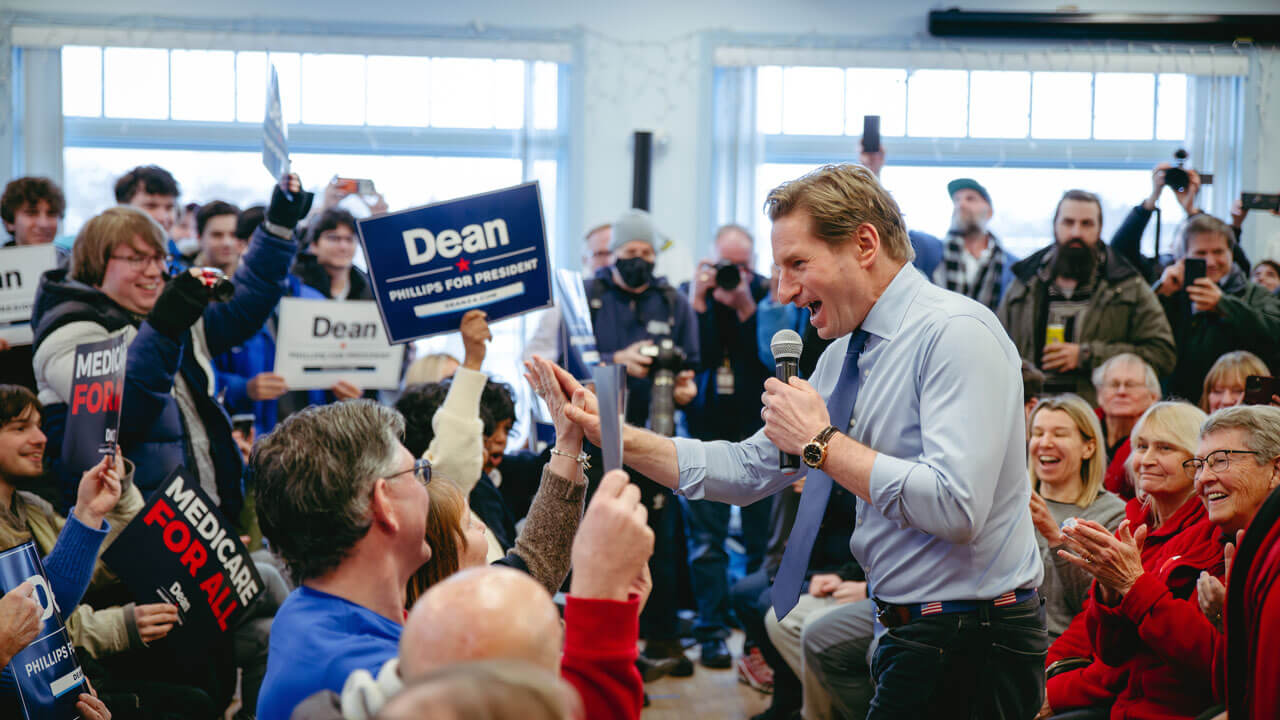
640, 336, 688, 437
1165, 149, 1214, 193
192, 267, 235, 302
714, 261, 743, 290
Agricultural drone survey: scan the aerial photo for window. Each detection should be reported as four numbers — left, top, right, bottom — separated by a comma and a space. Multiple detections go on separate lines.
60, 45, 568, 450
734, 65, 1192, 269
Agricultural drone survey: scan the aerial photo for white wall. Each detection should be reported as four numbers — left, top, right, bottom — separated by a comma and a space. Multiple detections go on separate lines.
10, 0, 1280, 276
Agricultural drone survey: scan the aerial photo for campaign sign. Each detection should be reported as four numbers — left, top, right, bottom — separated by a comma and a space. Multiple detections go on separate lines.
262, 64, 290, 181
103, 468, 264, 646
356, 182, 553, 343
60, 334, 126, 480
554, 269, 600, 380
273, 298, 405, 390
0, 245, 58, 346
0, 541, 85, 720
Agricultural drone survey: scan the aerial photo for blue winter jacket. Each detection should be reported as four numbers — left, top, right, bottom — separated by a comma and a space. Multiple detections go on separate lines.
31, 224, 297, 520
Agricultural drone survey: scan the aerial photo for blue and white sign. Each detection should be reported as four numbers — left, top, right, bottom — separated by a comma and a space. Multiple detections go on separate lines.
262, 65, 289, 181
356, 182, 553, 343
0, 542, 84, 720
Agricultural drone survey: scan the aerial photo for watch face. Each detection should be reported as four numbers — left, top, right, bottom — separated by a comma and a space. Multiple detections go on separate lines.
803, 443, 824, 467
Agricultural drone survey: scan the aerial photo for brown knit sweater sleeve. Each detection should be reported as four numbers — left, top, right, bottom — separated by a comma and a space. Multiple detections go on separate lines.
505, 465, 587, 596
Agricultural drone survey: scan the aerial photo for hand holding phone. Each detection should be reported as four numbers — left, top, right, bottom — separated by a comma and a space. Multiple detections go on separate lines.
1244, 375, 1278, 406
861, 115, 881, 154
1183, 257, 1207, 289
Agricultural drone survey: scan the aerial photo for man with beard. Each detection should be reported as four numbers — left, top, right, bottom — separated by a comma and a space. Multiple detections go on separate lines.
933, 178, 1017, 310
997, 190, 1175, 405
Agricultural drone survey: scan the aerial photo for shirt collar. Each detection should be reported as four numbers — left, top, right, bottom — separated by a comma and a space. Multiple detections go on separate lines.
859, 263, 922, 342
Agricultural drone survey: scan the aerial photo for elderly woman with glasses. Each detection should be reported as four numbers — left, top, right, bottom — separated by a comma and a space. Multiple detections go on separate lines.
1192, 406, 1280, 720
1043, 405, 1280, 720
1039, 401, 1220, 720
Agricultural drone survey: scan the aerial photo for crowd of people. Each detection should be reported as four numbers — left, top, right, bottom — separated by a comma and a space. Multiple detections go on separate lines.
0, 149, 1277, 720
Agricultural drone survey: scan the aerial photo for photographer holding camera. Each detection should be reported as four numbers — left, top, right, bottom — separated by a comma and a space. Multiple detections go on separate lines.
585, 208, 700, 676
679, 224, 773, 668
1151, 214, 1280, 405
1111, 153, 1252, 283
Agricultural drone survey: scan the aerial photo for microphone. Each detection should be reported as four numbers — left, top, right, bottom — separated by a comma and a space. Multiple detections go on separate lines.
770, 329, 803, 474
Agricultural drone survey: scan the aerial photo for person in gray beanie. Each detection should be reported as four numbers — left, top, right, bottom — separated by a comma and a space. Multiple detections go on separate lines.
584, 207, 702, 678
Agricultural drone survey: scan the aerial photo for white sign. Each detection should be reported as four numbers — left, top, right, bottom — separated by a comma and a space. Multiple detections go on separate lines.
0, 244, 58, 346
274, 298, 405, 390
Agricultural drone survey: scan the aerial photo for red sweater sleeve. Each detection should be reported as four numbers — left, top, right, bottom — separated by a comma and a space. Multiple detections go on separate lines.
1117, 571, 1221, 677
1048, 601, 1094, 664
1046, 660, 1127, 713
560, 595, 643, 720
1088, 582, 1144, 667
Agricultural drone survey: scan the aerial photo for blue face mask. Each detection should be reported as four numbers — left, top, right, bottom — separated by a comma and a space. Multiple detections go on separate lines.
615, 256, 655, 289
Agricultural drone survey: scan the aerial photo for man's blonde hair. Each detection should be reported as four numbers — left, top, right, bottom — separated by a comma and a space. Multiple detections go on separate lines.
71, 206, 167, 287
764, 163, 914, 264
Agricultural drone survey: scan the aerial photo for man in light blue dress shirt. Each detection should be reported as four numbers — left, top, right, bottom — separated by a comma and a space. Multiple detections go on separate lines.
537, 163, 1046, 718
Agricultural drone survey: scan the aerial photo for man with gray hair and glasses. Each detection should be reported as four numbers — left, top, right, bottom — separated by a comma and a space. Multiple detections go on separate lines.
252, 400, 433, 719
1092, 353, 1162, 500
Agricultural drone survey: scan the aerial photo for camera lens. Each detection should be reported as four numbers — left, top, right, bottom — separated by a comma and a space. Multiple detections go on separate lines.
715, 262, 741, 290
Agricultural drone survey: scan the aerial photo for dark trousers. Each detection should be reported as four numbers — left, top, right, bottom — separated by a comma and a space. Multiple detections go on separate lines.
868, 596, 1048, 720
640, 484, 682, 641
684, 497, 774, 641
730, 566, 801, 714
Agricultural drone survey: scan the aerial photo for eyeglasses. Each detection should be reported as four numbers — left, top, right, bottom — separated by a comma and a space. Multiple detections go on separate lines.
386, 458, 432, 486
110, 253, 171, 270
1103, 380, 1146, 392
1182, 449, 1261, 480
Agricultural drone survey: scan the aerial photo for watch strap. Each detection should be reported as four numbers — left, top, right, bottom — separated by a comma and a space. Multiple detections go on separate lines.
813, 425, 839, 445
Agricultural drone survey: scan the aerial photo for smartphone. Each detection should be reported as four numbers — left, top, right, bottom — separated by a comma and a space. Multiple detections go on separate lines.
231, 413, 255, 437
1244, 375, 1277, 406
861, 115, 881, 154
1183, 257, 1207, 288
331, 177, 376, 195
1242, 192, 1280, 212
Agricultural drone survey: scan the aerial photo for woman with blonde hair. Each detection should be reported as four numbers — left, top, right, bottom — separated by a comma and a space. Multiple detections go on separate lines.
1200, 350, 1270, 413
1026, 394, 1127, 638
1042, 401, 1222, 719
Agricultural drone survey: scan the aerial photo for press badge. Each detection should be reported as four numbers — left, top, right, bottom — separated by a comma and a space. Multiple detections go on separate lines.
716, 363, 734, 395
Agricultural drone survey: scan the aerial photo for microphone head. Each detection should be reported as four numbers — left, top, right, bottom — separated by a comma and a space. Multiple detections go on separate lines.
770, 329, 803, 361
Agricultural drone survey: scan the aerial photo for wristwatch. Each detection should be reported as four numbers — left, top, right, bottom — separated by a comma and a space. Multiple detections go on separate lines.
802, 426, 840, 469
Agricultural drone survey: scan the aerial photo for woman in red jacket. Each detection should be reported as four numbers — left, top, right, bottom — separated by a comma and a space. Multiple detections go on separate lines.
1046, 404, 1280, 720
1039, 401, 1216, 719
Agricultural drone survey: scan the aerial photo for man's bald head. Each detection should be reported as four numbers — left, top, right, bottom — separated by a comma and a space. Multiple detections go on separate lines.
401, 566, 563, 679
376, 660, 575, 720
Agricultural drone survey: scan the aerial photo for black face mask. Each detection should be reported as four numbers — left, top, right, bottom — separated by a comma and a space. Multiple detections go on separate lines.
615, 256, 655, 289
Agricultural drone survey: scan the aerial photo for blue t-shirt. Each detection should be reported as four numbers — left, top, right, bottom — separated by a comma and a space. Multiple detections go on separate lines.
257, 586, 402, 720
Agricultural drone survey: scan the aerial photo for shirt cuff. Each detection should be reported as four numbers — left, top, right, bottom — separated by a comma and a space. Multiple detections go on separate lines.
64, 510, 111, 538
670, 437, 708, 500
867, 452, 915, 526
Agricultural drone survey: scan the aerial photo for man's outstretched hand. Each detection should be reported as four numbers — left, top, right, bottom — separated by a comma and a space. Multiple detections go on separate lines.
529, 356, 603, 446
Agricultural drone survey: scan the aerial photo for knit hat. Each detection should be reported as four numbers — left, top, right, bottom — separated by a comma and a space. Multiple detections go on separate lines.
947, 178, 992, 205
610, 208, 666, 253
